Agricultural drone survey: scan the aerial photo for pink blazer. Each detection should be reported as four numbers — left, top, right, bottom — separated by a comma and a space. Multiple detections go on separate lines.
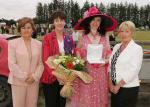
8, 37, 44, 86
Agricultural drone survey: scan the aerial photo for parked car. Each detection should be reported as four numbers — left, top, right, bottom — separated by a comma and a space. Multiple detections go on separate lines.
0, 34, 20, 107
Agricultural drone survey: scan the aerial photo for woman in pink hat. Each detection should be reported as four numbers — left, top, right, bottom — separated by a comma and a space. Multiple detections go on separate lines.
67, 6, 117, 107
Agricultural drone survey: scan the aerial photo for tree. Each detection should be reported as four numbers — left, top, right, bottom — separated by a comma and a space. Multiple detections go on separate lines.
52, 0, 64, 11
43, 3, 48, 23
107, 3, 120, 24
81, 0, 90, 17
71, 2, 81, 26
34, 0, 150, 28
126, 4, 132, 20
48, 3, 54, 23
64, 0, 71, 24
144, 5, 150, 27
132, 3, 139, 26
118, 3, 126, 23
99, 3, 106, 13
36, 2, 44, 24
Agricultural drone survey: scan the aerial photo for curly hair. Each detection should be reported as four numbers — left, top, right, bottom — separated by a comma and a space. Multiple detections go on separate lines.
84, 17, 106, 36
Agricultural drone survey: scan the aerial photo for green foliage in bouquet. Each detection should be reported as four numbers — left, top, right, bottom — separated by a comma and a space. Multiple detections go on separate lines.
54, 55, 85, 71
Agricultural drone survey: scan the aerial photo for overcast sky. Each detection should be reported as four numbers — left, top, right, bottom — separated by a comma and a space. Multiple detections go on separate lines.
0, 0, 149, 20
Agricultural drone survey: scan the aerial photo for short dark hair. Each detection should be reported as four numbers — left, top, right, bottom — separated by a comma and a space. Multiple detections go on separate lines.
17, 17, 35, 33
84, 17, 106, 36
51, 11, 66, 23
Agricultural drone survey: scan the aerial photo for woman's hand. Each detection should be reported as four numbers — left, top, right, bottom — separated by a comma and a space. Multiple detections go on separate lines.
109, 77, 121, 94
112, 80, 125, 94
109, 77, 116, 93
25, 74, 35, 84
104, 58, 109, 64
76, 51, 81, 58
109, 84, 120, 94
113, 85, 121, 94
100, 59, 108, 66
109, 83, 115, 93
100, 63, 105, 66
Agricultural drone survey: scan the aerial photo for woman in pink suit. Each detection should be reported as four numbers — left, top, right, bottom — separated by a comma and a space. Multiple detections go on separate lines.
8, 17, 44, 107
68, 6, 117, 107
40, 11, 74, 107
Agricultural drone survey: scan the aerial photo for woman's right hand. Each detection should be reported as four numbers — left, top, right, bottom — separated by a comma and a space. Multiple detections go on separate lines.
109, 77, 115, 93
113, 85, 121, 94
76, 51, 81, 58
109, 83, 115, 93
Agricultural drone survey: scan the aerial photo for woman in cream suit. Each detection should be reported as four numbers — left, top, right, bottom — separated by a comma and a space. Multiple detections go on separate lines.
109, 21, 143, 107
8, 17, 44, 107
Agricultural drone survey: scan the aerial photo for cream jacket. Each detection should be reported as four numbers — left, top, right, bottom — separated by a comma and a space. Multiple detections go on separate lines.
109, 40, 143, 87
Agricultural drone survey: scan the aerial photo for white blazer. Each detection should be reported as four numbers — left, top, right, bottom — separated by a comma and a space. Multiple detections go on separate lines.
109, 40, 143, 87
8, 37, 44, 86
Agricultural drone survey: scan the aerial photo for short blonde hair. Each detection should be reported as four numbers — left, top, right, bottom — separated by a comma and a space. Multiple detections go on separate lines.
119, 21, 136, 32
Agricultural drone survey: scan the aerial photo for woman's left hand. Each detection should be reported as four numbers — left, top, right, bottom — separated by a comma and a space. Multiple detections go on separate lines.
100, 59, 108, 66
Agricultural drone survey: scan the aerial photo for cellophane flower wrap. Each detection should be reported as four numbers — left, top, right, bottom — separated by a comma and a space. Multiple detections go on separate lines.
46, 55, 93, 98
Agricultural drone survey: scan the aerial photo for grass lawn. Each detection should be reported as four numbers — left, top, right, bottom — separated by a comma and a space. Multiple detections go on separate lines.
133, 31, 150, 41
116, 31, 150, 49
18, 30, 150, 50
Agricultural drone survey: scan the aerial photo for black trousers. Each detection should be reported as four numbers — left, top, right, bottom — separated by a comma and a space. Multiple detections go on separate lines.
111, 86, 139, 107
42, 81, 66, 107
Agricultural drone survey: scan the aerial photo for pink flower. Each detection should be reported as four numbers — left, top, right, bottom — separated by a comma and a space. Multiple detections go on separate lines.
88, 6, 99, 15
83, 6, 100, 18
83, 11, 89, 18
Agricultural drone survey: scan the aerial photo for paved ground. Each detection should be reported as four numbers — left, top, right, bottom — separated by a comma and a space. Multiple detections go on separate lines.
137, 83, 150, 107
139, 59, 150, 81
38, 83, 150, 107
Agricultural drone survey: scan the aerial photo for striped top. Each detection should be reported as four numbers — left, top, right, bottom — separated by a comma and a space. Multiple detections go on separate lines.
110, 48, 120, 85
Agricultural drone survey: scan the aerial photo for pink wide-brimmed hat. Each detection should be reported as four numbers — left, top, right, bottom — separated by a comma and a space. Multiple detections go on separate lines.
74, 19, 84, 30
74, 6, 117, 32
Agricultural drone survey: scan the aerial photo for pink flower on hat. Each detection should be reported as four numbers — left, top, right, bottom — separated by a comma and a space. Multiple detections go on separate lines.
83, 11, 89, 18
83, 6, 100, 18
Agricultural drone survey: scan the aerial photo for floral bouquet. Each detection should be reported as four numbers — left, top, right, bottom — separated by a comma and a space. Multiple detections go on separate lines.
46, 55, 93, 98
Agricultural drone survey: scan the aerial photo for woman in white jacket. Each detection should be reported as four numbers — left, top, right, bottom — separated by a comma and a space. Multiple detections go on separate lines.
109, 21, 143, 107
